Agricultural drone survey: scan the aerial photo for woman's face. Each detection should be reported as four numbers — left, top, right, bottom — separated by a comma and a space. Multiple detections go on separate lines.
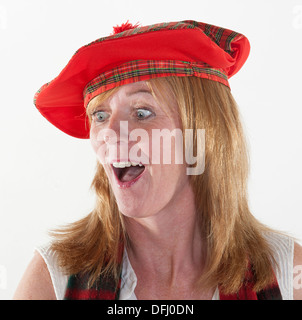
89, 81, 191, 218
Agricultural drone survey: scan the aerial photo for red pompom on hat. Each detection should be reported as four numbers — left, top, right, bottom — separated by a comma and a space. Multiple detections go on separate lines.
111, 20, 140, 34
34, 20, 250, 139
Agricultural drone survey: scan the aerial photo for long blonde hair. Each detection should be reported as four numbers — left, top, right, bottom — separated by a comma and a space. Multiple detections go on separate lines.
51, 76, 278, 294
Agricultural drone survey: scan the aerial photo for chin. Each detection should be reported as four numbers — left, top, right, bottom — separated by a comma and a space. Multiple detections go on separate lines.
116, 198, 156, 219
119, 208, 146, 220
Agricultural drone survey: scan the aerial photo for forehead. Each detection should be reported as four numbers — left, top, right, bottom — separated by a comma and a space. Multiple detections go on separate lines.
87, 79, 178, 120
121, 81, 151, 93
86, 81, 149, 112
106, 81, 178, 119
107, 81, 154, 101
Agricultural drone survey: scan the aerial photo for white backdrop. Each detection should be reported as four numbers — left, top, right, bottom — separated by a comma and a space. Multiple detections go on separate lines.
0, 0, 301, 300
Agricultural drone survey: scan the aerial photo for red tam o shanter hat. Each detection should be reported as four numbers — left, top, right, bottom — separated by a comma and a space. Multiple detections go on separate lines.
34, 20, 250, 139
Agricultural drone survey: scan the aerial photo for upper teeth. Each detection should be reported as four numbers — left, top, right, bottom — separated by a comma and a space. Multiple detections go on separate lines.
112, 161, 143, 168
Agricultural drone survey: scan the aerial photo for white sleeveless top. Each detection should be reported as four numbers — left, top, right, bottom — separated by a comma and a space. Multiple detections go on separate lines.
35, 231, 294, 300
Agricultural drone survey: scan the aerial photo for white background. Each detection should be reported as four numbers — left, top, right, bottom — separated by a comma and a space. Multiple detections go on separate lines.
0, 0, 301, 300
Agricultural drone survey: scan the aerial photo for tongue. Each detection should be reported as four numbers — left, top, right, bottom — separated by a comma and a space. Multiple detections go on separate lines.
120, 166, 145, 182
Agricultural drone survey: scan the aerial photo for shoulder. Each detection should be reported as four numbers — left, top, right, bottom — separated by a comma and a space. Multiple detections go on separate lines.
293, 241, 302, 300
13, 250, 56, 300
263, 231, 299, 300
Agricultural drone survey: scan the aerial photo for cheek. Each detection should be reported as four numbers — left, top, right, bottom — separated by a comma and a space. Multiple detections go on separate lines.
90, 126, 100, 153
126, 128, 150, 164
146, 164, 187, 211
91, 126, 126, 166
90, 126, 108, 164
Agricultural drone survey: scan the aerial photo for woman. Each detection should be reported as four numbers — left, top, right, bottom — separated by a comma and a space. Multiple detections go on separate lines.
14, 20, 302, 300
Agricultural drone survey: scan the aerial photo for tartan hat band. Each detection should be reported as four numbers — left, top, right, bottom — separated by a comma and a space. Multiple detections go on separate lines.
83, 59, 229, 108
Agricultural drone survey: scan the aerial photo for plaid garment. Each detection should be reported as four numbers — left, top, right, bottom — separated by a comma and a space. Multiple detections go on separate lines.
83, 60, 229, 108
64, 261, 282, 300
219, 264, 282, 300
64, 272, 122, 300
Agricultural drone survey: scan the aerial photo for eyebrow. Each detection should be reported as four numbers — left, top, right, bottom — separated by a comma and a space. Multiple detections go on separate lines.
126, 89, 153, 97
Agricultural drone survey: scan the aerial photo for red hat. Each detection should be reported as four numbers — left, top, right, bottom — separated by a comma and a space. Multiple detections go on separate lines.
34, 20, 250, 139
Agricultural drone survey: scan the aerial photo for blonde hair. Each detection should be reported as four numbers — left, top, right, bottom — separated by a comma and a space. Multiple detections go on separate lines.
51, 76, 278, 294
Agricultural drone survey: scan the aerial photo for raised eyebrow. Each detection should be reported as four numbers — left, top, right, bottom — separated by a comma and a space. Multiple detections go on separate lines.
126, 89, 153, 97
90, 104, 110, 113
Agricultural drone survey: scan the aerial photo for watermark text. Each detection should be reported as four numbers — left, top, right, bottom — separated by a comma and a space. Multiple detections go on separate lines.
93, 121, 205, 175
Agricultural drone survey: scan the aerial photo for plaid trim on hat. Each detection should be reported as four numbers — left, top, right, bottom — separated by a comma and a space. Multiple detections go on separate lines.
33, 82, 51, 106
83, 60, 229, 107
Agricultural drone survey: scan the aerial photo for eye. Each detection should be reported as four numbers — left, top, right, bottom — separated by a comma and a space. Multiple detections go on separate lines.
92, 110, 110, 122
136, 108, 153, 120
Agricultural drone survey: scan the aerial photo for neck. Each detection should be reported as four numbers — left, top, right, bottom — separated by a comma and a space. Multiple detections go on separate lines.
123, 184, 205, 284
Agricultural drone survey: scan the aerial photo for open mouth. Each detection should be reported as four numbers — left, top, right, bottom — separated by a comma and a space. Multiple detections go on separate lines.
111, 161, 146, 186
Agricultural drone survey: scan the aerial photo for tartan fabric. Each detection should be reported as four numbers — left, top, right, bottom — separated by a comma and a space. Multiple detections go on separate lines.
33, 19, 250, 139
64, 272, 121, 300
83, 60, 229, 108
74, 20, 241, 59
81, 20, 241, 109
73, 21, 196, 55
198, 21, 240, 57
33, 82, 51, 106
219, 264, 282, 300
256, 285, 283, 300
64, 259, 282, 300
64, 242, 124, 300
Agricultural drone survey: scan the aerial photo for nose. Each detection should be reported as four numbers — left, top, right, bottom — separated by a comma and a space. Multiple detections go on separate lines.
97, 114, 130, 162
103, 115, 129, 145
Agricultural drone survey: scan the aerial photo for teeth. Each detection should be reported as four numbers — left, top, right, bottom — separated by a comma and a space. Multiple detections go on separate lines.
131, 162, 139, 167
112, 161, 142, 168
